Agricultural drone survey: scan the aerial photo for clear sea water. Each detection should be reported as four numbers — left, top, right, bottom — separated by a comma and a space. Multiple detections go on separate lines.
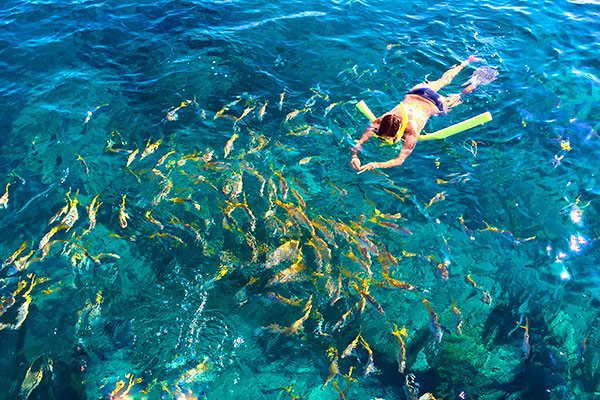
1, 0, 599, 399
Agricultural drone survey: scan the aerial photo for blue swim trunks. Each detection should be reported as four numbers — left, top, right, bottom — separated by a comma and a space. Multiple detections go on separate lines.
407, 87, 445, 112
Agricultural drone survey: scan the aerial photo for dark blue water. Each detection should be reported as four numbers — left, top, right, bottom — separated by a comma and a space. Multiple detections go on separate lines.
1, 1, 599, 399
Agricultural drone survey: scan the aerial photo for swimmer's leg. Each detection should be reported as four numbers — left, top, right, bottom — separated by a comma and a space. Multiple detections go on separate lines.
421, 56, 481, 92
461, 83, 477, 94
442, 93, 463, 112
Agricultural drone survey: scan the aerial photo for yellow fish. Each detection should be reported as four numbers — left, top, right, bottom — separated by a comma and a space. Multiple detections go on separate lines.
359, 335, 376, 374
272, 170, 288, 200
333, 304, 354, 331
77, 154, 90, 176
0, 182, 10, 209
1, 274, 36, 328
150, 232, 184, 244
152, 179, 173, 205
248, 166, 266, 197
222, 171, 243, 200
323, 348, 339, 388
258, 101, 268, 121
126, 147, 139, 167
61, 191, 80, 231
290, 188, 306, 209
466, 274, 478, 288
312, 218, 336, 246
87, 194, 101, 231
344, 247, 372, 277
18, 356, 53, 400
223, 197, 256, 232
384, 275, 416, 291
224, 133, 239, 158
39, 224, 66, 252
351, 280, 384, 315
234, 106, 255, 123
248, 131, 267, 154
214, 96, 242, 120
288, 125, 313, 136
423, 298, 443, 342
110, 373, 143, 400
4, 241, 28, 266
119, 195, 130, 228
154, 149, 176, 168
451, 302, 463, 335
425, 191, 446, 209
141, 138, 162, 159
284, 108, 310, 123
13, 249, 37, 271
390, 324, 407, 373
264, 239, 300, 269
275, 200, 314, 236
306, 235, 331, 270
166, 99, 192, 121
341, 333, 361, 359
278, 90, 286, 110
84, 103, 108, 124
285, 295, 312, 335
267, 250, 306, 286
214, 106, 229, 119
48, 200, 69, 225
264, 292, 303, 307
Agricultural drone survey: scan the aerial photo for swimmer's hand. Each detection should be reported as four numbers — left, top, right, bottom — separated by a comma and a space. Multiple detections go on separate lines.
463, 55, 482, 66
357, 162, 380, 174
350, 154, 361, 171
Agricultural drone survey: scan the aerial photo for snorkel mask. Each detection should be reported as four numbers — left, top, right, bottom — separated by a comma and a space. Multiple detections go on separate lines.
373, 102, 408, 144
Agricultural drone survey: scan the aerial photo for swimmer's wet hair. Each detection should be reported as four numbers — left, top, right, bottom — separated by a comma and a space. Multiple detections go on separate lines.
378, 115, 402, 139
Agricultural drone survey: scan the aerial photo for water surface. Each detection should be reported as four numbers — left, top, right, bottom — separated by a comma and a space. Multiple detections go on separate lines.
0, 0, 599, 399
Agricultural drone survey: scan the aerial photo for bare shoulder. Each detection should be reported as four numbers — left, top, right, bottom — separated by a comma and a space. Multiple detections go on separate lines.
402, 123, 420, 142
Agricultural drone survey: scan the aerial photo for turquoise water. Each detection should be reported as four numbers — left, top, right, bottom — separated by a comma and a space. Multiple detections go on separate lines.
1, 0, 599, 399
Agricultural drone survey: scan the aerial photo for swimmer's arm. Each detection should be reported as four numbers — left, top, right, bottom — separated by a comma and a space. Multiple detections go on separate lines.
357, 133, 418, 173
351, 119, 381, 155
379, 133, 418, 169
351, 120, 381, 171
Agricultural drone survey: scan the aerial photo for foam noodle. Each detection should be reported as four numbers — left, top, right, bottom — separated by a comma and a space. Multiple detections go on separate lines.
356, 100, 492, 141
356, 100, 377, 122
419, 112, 492, 141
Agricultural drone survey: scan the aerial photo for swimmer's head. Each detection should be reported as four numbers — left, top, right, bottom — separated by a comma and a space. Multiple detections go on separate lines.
376, 114, 403, 143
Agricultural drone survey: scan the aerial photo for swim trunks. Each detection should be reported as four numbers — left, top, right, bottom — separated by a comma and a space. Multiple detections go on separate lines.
407, 87, 445, 112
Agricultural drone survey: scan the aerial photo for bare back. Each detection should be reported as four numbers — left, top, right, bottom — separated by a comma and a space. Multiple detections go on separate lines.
384, 94, 440, 140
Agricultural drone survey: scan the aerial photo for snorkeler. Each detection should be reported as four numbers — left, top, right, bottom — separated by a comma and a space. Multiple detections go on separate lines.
351, 55, 488, 173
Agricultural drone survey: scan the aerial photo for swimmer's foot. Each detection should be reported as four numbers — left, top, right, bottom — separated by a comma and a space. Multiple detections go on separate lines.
445, 93, 463, 108
461, 65, 498, 94
461, 55, 482, 67
461, 84, 477, 94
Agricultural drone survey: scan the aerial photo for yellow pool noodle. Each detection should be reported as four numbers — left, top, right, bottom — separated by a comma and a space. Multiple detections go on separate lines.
356, 100, 376, 122
419, 112, 492, 141
356, 100, 492, 141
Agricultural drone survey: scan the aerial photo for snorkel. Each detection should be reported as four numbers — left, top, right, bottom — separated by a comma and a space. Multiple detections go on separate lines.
398, 102, 408, 137
356, 100, 491, 141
